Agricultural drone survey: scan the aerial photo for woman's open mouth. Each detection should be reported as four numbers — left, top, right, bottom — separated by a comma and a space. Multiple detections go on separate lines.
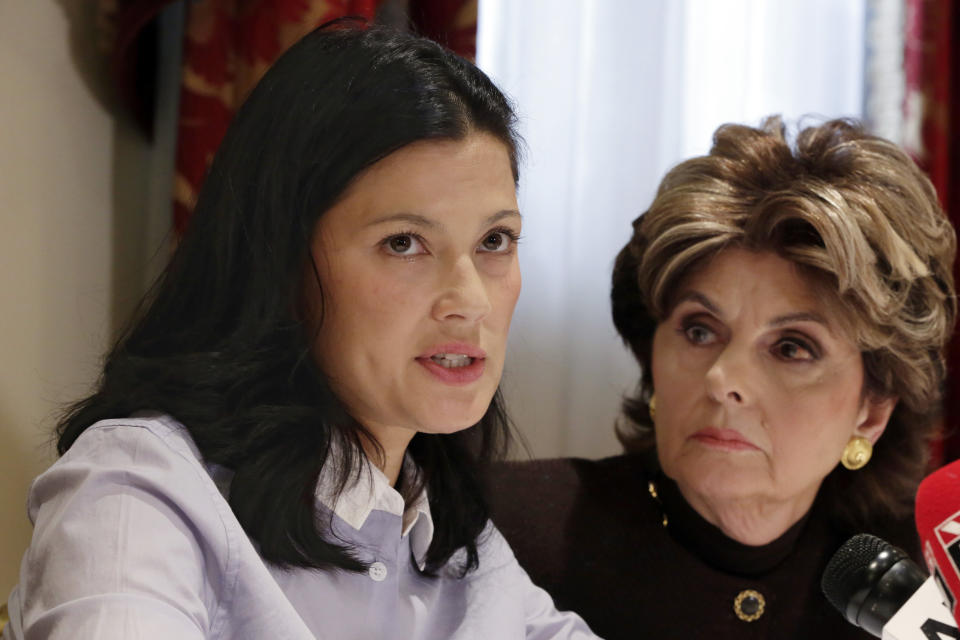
430, 353, 475, 368
417, 354, 485, 384
417, 343, 487, 385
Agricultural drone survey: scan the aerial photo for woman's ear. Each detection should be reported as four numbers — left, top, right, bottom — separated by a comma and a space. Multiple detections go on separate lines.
854, 395, 898, 444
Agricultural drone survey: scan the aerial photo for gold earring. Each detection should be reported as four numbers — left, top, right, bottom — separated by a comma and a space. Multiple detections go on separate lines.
841, 436, 872, 470
649, 394, 656, 420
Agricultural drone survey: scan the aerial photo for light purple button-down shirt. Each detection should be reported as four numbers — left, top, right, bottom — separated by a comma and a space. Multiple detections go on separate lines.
4, 416, 598, 639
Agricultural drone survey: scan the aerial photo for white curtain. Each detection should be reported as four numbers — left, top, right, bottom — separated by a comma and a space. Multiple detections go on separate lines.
477, 0, 867, 459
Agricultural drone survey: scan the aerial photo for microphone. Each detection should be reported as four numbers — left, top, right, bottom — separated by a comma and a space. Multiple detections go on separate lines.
821, 533, 958, 639
916, 459, 960, 622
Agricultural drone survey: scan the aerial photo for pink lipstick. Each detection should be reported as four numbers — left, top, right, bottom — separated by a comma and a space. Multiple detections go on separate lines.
416, 342, 486, 385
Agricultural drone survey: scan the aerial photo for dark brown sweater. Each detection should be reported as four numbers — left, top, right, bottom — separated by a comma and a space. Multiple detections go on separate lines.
487, 454, 920, 640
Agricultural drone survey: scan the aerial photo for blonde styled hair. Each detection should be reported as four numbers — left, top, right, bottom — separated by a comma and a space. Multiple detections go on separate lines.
611, 116, 957, 525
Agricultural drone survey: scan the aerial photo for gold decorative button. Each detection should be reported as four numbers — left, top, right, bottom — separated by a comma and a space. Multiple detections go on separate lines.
647, 481, 668, 527
733, 589, 765, 622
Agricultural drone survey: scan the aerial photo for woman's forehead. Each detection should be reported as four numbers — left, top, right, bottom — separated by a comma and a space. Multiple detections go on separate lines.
664, 248, 859, 336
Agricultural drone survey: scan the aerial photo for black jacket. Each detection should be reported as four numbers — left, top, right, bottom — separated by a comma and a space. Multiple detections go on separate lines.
487, 454, 920, 639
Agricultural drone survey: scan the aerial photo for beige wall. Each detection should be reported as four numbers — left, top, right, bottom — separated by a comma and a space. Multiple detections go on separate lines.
0, 0, 170, 598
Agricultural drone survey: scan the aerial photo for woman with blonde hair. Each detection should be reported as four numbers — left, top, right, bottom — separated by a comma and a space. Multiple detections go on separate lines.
490, 116, 956, 638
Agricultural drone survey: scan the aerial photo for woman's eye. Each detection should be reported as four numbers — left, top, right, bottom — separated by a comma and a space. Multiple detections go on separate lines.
383, 234, 425, 256
478, 230, 517, 254
774, 339, 816, 361
684, 324, 715, 345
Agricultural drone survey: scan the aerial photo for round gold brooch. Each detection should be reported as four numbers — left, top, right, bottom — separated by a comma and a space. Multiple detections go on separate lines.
733, 589, 765, 622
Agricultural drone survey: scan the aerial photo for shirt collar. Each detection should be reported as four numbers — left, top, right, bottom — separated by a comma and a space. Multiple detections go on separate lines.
405, 482, 434, 570
316, 451, 434, 570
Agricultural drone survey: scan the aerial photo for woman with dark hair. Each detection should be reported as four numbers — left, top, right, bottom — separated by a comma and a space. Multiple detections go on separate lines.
4, 25, 595, 640
489, 116, 957, 638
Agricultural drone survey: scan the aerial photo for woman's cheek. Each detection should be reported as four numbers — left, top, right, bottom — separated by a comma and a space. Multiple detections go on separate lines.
366, 260, 429, 302
502, 266, 522, 313
484, 261, 521, 319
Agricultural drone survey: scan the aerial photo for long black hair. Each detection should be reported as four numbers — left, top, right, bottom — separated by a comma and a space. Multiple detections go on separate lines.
56, 23, 521, 576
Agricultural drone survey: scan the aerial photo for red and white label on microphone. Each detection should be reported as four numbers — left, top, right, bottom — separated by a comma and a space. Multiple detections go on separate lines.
928, 510, 960, 615
926, 541, 957, 613
934, 511, 960, 573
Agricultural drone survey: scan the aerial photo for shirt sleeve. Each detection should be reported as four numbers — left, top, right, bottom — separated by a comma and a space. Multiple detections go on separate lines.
520, 573, 598, 640
476, 523, 601, 640
12, 422, 232, 640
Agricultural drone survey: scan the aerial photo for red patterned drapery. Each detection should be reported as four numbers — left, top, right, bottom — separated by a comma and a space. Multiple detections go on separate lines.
173, 0, 381, 235
903, 0, 960, 462
102, 1, 479, 235
408, 0, 477, 60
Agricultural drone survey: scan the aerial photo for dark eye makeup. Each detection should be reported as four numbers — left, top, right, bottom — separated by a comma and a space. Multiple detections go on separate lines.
673, 306, 825, 364
772, 334, 821, 361
479, 226, 522, 253
380, 225, 521, 257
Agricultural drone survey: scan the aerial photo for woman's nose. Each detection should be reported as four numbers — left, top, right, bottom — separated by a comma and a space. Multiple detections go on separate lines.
431, 255, 492, 324
704, 344, 751, 405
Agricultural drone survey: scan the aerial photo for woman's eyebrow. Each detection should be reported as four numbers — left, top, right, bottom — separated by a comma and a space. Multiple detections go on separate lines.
677, 292, 832, 330
486, 209, 522, 225
366, 212, 440, 229
675, 291, 721, 315
768, 311, 831, 329
366, 209, 521, 230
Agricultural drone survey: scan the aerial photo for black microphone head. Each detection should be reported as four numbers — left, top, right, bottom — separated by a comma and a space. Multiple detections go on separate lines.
822, 534, 899, 613
821, 533, 927, 637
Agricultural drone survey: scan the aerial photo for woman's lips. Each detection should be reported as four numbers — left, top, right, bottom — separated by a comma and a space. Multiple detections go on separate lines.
690, 427, 759, 451
416, 343, 487, 385
416, 356, 485, 385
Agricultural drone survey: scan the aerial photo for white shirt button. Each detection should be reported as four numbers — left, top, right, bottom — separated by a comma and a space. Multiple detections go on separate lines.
368, 561, 387, 582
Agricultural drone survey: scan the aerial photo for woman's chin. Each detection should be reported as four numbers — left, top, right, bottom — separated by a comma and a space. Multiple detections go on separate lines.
413, 403, 491, 436
669, 455, 771, 505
